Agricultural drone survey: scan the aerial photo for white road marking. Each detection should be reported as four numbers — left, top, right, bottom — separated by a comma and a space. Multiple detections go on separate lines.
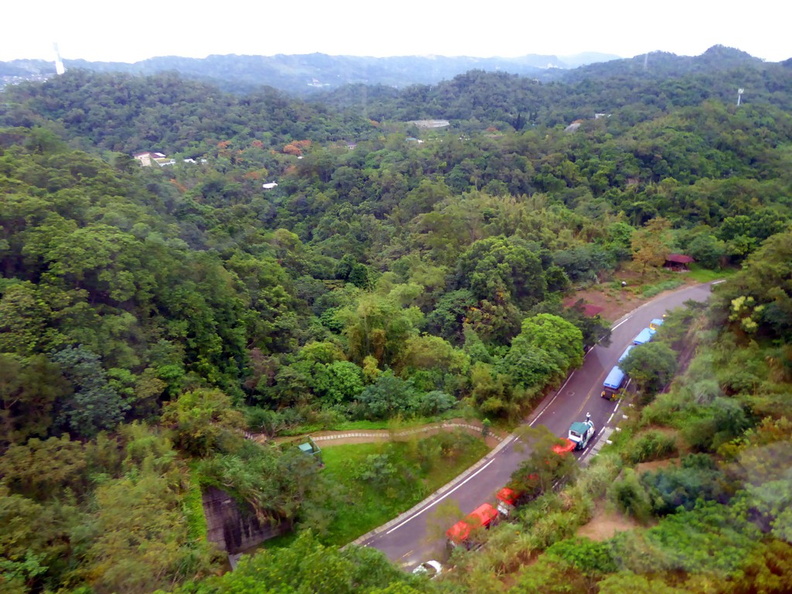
384, 458, 497, 535
530, 371, 575, 426
611, 316, 632, 331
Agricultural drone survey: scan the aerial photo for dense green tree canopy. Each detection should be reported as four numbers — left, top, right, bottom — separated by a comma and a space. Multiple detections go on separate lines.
2, 52, 792, 593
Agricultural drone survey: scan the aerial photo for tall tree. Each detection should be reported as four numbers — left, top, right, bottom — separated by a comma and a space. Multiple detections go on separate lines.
51, 346, 128, 439
631, 217, 672, 277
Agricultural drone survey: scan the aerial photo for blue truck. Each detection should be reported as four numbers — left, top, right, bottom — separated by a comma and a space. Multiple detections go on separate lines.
632, 327, 656, 345
601, 365, 626, 400
618, 345, 634, 364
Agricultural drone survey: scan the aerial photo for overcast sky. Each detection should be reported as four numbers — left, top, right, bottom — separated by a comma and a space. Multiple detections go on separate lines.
4, 0, 791, 64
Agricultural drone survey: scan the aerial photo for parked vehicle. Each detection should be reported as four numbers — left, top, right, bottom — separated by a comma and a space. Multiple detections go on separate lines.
567, 413, 596, 450
632, 327, 656, 345
601, 365, 626, 400
412, 560, 443, 578
446, 503, 499, 549
617, 345, 634, 364
495, 487, 520, 517
649, 317, 665, 330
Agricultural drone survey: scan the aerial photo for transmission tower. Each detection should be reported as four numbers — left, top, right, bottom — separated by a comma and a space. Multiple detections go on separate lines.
53, 43, 66, 75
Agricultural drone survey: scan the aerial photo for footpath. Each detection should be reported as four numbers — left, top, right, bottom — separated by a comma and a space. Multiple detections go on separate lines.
247, 419, 506, 449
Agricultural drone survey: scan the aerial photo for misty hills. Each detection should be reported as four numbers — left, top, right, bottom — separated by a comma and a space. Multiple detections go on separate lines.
1, 51, 615, 95
1, 46, 785, 96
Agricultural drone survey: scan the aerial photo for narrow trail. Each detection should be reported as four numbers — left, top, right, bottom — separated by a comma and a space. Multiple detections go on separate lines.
246, 419, 506, 448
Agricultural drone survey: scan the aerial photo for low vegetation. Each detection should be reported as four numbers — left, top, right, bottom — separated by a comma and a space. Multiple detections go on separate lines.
318, 431, 490, 545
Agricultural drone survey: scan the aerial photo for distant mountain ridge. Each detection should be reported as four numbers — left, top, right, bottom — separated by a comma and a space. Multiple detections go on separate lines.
0, 51, 621, 95
563, 45, 774, 82
1, 46, 784, 96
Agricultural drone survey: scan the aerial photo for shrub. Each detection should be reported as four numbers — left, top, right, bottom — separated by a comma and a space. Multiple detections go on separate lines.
608, 469, 652, 523
624, 430, 678, 464
641, 454, 726, 515
546, 537, 618, 574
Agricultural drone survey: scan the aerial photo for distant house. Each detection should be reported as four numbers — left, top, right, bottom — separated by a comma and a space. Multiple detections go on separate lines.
262, 182, 279, 190
133, 152, 154, 167
133, 151, 175, 167
665, 253, 695, 270
407, 119, 450, 129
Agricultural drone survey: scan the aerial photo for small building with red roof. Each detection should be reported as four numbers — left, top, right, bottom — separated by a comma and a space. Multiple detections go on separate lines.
664, 253, 694, 270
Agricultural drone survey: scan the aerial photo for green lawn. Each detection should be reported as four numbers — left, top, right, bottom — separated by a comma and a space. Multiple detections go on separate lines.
686, 264, 737, 283
311, 432, 489, 546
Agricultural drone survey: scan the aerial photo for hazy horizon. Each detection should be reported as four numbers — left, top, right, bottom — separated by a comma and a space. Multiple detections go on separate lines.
4, 0, 790, 65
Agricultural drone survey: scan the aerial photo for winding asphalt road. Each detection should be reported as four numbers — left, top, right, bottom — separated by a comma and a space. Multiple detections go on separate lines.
359, 282, 716, 568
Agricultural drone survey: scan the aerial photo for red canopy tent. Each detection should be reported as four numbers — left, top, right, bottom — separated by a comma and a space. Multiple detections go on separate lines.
446, 503, 499, 544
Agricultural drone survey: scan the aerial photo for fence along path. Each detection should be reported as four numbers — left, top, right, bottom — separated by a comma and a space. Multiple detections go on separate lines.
246, 421, 504, 447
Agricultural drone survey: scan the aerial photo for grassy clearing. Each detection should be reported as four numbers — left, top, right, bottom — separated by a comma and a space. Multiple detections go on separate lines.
686, 265, 736, 283
317, 432, 490, 546
641, 278, 686, 298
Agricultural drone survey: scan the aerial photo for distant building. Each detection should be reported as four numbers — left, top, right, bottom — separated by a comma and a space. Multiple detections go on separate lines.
133, 151, 174, 167
133, 152, 154, 167
664, 253, 695, 270
407, 119, 450, 129
262, 182, 279, 190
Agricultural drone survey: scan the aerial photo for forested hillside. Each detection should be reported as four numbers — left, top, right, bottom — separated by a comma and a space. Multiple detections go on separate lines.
1, 53, 791, 592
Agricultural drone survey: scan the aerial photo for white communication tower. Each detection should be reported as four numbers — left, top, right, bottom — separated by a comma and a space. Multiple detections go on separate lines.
53, 43, 66, 75
737, 88, 744, 106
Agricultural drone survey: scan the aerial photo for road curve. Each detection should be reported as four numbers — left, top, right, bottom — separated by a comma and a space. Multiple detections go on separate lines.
359, 282, 716, 568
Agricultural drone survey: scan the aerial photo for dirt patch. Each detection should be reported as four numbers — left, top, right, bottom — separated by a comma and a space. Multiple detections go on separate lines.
636, 457, 679, 474
577, 504, 639, 541
565, 271, 698, 323
565, 286, 645, 323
